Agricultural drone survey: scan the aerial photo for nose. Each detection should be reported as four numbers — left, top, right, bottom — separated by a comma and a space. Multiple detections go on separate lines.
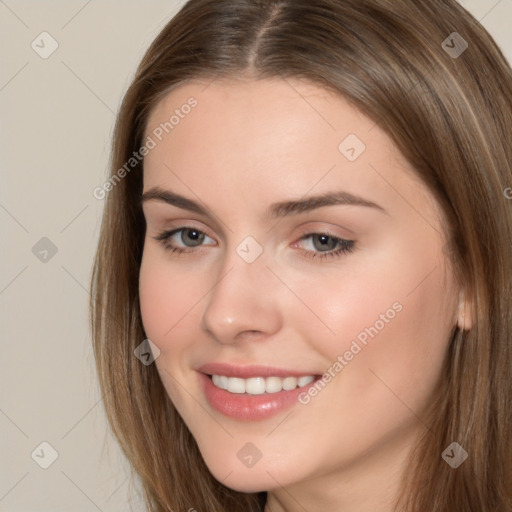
200, 245, 283, 345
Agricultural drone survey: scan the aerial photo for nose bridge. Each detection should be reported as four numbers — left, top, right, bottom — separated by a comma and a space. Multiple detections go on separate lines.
200, 239, 282, 343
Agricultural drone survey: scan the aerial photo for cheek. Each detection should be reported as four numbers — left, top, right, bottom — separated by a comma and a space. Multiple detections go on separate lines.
138, 249, 202, 412
139, 248, 198, 354
293, 242, 457, 399
139, 255, 169, 344
347, 263, 455, 411
283, 261, 404, 362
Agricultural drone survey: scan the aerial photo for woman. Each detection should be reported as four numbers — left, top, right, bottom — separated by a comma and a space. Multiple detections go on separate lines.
90, 1, 512, 510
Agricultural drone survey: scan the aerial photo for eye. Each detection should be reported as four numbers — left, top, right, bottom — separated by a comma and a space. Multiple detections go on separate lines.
153, 227, 355, 261
294, 233, 355, 260
153, 227, 215, 254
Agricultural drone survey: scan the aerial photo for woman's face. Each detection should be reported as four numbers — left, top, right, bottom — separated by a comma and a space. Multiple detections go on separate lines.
139, 77, 460, 497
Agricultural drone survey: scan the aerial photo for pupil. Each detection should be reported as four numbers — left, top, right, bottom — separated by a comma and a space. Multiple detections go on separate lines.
184, 229, 203, 246
314, 234, 336, 251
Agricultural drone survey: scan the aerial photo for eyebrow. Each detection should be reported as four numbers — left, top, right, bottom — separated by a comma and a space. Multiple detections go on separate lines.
141, 186, 388, 219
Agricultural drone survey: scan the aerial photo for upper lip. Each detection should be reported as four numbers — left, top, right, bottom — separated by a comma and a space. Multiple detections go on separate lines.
198, 362, 320, 379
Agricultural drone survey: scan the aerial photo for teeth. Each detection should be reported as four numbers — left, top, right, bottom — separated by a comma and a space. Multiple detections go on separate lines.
211, 374, 316, 394
212, 374, 228, 390
282, 376, 297, 390
227, 377, 245, 394
246, 377, 266, 395
265, 376, 282, 394
298, 376, 315, 387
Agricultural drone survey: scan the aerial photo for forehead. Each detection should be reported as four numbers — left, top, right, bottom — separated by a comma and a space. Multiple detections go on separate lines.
142, 77, 441, 229
144, 77, 376, 152
144, 77, 393, 177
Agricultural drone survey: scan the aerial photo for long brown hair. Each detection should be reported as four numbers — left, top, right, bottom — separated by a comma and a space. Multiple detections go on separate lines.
89, 1, 512, 510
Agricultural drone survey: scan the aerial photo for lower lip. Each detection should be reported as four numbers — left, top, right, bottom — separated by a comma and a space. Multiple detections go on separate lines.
199, 373, 319, 421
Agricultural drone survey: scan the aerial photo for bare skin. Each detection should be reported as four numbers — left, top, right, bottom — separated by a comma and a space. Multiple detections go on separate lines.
139, 77, 471, 512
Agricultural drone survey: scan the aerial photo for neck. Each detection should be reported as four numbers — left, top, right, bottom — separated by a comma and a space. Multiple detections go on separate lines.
262, 423, 421, 512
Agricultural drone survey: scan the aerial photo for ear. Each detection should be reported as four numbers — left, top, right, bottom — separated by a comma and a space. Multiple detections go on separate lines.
456, 289, 474, 331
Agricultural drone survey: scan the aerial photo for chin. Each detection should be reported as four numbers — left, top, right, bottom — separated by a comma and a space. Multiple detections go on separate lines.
222, 477, 269, 494
200, 455, 283, 493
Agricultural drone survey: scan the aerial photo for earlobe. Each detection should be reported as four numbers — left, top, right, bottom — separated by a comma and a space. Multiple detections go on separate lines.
456, 290, 473, 331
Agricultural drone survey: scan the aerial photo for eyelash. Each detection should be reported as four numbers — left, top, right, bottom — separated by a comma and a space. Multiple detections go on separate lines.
153, 227, 355, 261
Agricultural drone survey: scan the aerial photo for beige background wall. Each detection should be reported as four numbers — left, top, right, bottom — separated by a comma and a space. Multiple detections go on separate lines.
1, 1, 510, 510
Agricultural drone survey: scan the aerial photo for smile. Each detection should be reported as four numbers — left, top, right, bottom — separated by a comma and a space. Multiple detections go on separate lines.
210, 374, 315, 394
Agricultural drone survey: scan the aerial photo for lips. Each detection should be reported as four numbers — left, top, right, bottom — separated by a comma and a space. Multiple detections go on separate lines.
198, 362, 319, 379
197, 362, 321, 421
